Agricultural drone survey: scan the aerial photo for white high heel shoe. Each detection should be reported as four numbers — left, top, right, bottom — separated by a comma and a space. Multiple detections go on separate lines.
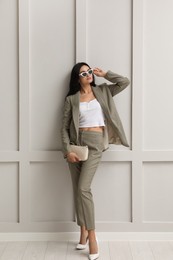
88, 238, 99, 260
76, 237, 88, 250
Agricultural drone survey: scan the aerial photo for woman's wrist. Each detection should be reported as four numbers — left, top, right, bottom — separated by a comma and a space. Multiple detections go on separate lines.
102, 71, 107, 77
93, 68, 107, 78
65, 152, 72, 158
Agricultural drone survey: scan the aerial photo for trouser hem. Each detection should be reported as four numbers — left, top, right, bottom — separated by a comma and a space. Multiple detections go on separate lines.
77, 222, 95, 231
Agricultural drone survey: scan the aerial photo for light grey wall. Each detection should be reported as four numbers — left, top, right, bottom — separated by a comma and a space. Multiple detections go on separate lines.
0, 0, 173, 232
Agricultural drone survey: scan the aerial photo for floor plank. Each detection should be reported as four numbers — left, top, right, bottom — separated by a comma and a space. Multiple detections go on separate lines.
130, 241, 155, 260
22, 241, 47, 260
44, 241, 68, 260
109, 241, 133, 260
149, 241, 173, 260
97, 241, 110, 260
0, 242, 28, 260
1, 240, 173, 260
0, 243, 7, 258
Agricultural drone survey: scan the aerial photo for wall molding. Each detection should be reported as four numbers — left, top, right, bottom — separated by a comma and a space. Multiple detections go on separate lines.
1, 232, 173, 242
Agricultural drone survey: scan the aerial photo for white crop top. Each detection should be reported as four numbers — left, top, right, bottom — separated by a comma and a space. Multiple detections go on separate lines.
79, 99, 105, 128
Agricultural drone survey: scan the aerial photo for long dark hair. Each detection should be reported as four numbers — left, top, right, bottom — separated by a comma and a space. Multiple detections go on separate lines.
66, 62, 96, 96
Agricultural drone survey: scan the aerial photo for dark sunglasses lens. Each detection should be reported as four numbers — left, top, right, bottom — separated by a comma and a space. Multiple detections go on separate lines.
82, 72, 87, 77
88, 69, 93, 75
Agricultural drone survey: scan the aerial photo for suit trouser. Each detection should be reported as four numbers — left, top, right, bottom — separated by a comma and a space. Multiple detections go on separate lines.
68, 130, 104, 230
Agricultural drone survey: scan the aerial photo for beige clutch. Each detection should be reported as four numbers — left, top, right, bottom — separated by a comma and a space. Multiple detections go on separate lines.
70, 145, 88, 161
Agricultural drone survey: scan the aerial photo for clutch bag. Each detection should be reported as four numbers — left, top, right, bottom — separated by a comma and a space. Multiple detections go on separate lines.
70, 145, 88, 161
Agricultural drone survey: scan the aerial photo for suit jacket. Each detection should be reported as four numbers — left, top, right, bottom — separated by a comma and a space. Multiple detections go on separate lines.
61, 70, 130, 157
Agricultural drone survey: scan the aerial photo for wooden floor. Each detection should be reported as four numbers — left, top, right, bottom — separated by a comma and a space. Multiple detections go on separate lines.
0, 240, 173, 259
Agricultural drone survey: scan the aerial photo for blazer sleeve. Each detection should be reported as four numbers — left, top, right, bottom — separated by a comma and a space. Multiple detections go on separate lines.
61, 97, 72, 157
103, 70, 130, 96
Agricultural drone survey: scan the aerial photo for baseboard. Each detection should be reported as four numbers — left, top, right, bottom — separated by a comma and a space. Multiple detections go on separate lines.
1, 232, 173, 241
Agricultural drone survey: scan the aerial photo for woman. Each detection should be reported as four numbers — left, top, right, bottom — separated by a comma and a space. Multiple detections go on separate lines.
61, 62, 130, 260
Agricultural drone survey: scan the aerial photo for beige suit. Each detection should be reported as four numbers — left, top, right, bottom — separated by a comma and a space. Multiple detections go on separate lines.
61, 71, 130, 230
61, 70, 130, 157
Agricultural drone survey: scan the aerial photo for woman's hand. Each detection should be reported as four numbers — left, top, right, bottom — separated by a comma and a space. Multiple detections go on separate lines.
66, 152, 81, 163
93, 67, 107, 77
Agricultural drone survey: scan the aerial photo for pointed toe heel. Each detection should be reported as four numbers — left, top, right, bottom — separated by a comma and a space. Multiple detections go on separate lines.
88, 252, 99, 260
76, 243, 87, 250
76, 238, 88, 250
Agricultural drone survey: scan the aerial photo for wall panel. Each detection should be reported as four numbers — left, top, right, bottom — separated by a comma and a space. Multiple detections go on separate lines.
93, 162, 132, 222
0, 163, 19, 222
29, 0, 75, 151
143, 0, 173, 150
30, 162, 73, 222
0, 0, 19, 151
143, 162, 173, 222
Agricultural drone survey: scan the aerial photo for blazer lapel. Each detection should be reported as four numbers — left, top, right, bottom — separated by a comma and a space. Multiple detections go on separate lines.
92, 86, 119, 130
92, 86, 110, 117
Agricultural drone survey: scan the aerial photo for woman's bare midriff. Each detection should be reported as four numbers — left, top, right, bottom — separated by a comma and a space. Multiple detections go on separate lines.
79, 126, 104, 132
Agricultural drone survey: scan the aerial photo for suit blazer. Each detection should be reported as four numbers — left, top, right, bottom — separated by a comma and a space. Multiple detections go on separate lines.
61, 70, 130, 157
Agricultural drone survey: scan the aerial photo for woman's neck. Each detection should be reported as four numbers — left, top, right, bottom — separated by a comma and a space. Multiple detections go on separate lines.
80, 84, 92, 95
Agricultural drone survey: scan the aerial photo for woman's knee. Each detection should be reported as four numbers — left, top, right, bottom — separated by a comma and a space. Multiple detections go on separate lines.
77, 186, 91, 196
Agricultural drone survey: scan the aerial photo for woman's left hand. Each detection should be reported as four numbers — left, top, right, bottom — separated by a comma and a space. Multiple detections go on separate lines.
93, 68, 107, 77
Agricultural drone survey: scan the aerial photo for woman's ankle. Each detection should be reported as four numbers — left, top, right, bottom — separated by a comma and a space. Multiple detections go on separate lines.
88, 229, 96, 240
79, 226, 88, 244
89, 239, 98, 254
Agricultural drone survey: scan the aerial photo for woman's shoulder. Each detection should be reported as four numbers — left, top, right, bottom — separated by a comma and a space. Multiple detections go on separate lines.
65, 91, 80, 107
66, 91, 79, 100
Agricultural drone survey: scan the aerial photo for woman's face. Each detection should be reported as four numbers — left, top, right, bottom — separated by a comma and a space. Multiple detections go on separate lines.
78, 65, 93, 86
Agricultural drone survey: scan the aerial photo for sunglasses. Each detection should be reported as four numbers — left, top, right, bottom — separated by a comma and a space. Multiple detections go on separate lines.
79, 69, 93, 78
